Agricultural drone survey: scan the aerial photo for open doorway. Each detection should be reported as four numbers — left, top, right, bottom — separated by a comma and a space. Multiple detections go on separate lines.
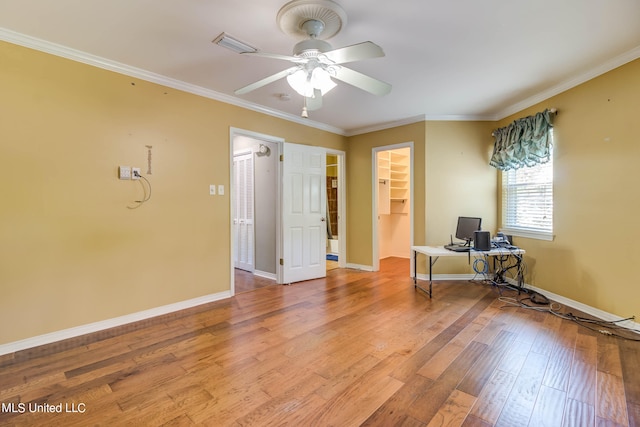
230, 129, 346, 292
372, 143, 413, 272
326, 150, 345, 271
230, 130, 282, 294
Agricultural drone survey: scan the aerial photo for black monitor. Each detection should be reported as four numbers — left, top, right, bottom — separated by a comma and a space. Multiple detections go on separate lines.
455, 216, 482, 245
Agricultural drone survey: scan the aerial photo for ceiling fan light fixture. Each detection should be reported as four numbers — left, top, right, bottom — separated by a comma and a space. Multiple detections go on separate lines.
213, 32, 258, 54
286, 67, 336, 97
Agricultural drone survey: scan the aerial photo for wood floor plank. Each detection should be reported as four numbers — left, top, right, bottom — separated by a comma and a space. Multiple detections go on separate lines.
313, 354, 381, 400
408, 341, 488, 423
457, 330, 515, 397
567, 360, 597, 405
461, 414, 493, 427
620, 338, 640, 426
563, 398, 595, 427
627, 401, 640, 427
596, 371, 629, 426
232, 372, 328, 426
425, 389, 476, 427
391, 291, 495, 383
598, 341, 623, 377
300, 352, 405, 426
494, 350, 549, 427
528, 384, 567, 427
468, 369, 517, 425
361, 372, 434, 426
417, 321, 485, 381
494, 338, 531, 376
574, 331, 598, 365
2, 258, 640, 426
542, 343, 574, 392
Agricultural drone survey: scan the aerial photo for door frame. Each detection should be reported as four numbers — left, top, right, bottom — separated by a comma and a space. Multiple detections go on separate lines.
229, 128, 284, 294
371, 142, 414, 272
325, 148, 346, 268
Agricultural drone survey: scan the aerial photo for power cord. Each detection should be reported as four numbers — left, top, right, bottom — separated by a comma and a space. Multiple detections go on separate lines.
498, 294, 640, 341
473, 258, 489, 274
127, 170, 152, 209
469, 248, 639, 341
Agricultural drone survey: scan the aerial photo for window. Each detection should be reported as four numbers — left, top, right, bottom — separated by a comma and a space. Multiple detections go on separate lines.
501, 149, 553, 240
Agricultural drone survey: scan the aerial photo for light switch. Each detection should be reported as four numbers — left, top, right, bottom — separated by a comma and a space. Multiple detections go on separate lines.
209, 185, 216, 195
119, 166, 131, 180
217, 184, 225, 196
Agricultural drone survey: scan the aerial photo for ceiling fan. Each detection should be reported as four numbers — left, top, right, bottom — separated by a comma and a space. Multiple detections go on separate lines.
230, 0, 391, 117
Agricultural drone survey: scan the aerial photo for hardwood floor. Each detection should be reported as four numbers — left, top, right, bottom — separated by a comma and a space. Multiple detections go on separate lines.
1, 257, 639, 426
234, 269, 275, 294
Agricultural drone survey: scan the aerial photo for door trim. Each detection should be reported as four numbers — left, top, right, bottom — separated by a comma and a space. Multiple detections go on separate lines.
372, 142, 414, 272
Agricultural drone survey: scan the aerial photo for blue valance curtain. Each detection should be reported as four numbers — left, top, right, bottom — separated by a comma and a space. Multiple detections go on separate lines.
489, 109, 555, 171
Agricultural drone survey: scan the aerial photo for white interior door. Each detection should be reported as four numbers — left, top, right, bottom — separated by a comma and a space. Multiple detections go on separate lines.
282, 143, 327, 283
233, 152, 254, 272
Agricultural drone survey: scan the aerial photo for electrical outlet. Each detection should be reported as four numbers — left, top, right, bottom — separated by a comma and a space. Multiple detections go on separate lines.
217, 184, 225, 196
209, 184, 216, 195
119, 166, 131, 180
132, 167, 141, 180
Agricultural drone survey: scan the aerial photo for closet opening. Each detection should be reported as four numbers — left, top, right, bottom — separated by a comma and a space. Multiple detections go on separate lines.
373, 144, 413, 272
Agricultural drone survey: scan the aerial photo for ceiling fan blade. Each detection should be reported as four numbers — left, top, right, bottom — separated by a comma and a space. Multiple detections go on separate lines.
323, 41, 385, 64
333, 66, 392, 96
234, 66, 299, 95
306, 89, 323, 111
241, 51, 305, 63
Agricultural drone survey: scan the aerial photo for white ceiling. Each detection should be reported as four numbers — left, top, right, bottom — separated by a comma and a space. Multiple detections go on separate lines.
1, 0, 640, 135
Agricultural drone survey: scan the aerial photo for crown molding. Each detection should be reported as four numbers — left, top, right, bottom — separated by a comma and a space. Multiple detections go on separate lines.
494, 45, 640, 121
0, 27, 346, 136
345, 115, 427, 136
346, 112, 502, 136
3, 27, 639, 137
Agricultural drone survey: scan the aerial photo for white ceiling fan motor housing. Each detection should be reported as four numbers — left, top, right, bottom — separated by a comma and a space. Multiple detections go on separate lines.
293, 35, 332, 56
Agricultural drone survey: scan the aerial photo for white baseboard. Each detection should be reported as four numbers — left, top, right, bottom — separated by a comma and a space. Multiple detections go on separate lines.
418, 273, 640, 333
345, 263, 374, 271
5, 273, 637, 357
253, 270, 276, 281
417, 273, 476, 281
524, 282, 640, 333
0, 291, 232, 356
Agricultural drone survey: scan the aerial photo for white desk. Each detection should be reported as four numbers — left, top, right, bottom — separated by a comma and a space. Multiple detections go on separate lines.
411, 245, 525, 298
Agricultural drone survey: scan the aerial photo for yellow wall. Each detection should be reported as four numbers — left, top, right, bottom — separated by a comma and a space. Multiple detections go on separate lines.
423, 121, 497, 274
497, 58, 640, 318
0, 41, 345, 344
3, 37, 637, 345
327, 154, 338, 177
346, 122, 426, 266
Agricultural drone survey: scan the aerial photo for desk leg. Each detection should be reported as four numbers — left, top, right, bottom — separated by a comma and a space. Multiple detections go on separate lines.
516, 255, 523, 292
413, 250, 418, 287
428, 255, 433, 298
413, 251, 437, 298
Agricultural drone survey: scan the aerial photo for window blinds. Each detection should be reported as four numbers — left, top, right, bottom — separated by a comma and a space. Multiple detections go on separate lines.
502, 158, 553, 236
